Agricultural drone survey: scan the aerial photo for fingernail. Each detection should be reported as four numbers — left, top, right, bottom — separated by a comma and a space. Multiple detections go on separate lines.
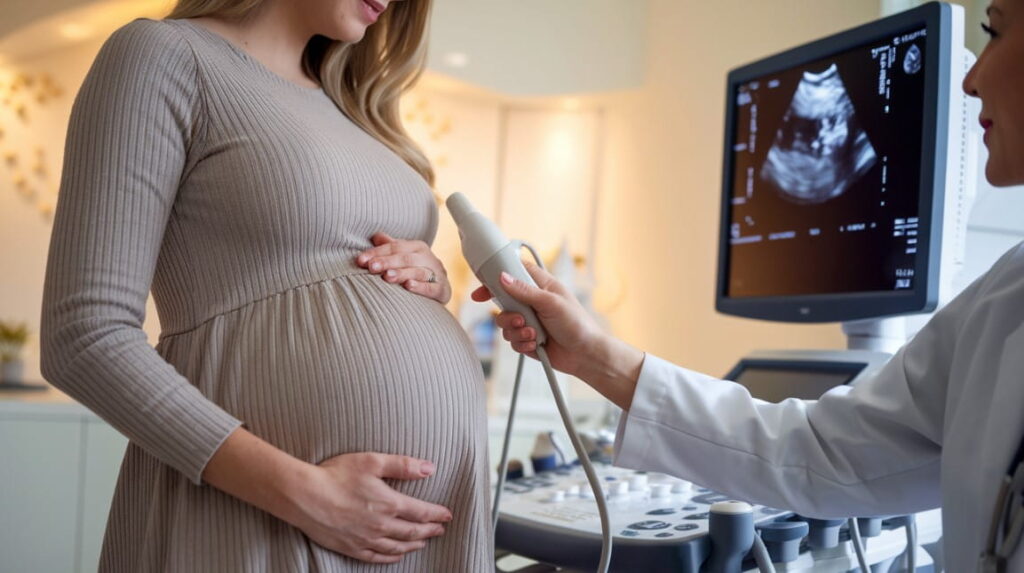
385, 270, 396, 279
420, 461, 435, 476
370, 262, 381, 272
514, 318, 524, 327
500, 272, 513, 285
357, 255, 367, 265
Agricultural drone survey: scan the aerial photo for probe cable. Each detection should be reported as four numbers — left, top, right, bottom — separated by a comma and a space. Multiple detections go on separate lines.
492, 352, 526, 531
750, 531, 776, 573
491, 245, 614, 573
904, 515, 917, 571
848, 518, 869, 573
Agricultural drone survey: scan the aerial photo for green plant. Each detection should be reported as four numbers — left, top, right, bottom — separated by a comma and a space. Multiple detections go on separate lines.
0, 321, 29, 363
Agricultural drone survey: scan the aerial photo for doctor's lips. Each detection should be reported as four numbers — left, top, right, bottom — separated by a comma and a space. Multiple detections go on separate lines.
363, 0, 386, 19
980, 118, 993, 132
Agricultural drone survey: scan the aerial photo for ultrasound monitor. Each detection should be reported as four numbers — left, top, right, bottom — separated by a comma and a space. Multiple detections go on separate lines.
716, 2, 977, 323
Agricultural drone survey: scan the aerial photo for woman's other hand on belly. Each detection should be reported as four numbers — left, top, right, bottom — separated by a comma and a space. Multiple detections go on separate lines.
203, 429, 451, 564
357, 232, 452, 304
291, 452, 453, 563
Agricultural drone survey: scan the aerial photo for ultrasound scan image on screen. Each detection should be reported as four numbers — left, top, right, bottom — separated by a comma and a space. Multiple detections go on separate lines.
728, 27, 928, 298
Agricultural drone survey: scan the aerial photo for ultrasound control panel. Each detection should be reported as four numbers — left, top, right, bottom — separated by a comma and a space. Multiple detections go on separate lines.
495, 460, 940, 573
495, 462, 791, 572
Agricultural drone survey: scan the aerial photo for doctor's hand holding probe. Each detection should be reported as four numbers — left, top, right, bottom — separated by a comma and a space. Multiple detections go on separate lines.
472, 269, 644, 411
476, 2, 1024, 570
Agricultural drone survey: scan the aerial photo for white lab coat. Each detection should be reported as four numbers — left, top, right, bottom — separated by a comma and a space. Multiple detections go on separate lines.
614, 243, 1024, 572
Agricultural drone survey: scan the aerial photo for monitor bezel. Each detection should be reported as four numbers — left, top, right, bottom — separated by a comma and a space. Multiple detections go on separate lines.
715, 2, 955, 323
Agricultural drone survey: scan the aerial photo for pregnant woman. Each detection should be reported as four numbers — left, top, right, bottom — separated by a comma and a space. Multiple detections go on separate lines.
40, 0, 491, 570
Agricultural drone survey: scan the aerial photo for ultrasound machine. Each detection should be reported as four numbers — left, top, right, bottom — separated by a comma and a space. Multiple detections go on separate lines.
489, 2, 980, 571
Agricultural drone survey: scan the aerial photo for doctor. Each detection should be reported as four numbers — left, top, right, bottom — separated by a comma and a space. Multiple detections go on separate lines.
473, 1, 1024, 571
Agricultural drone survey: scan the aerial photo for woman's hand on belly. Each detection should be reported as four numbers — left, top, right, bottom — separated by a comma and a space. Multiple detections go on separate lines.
203, 429, 452, 564
357, 232, 452, 304
290, 451, 453, 564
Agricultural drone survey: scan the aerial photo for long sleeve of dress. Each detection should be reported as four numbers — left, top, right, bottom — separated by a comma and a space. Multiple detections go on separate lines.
614, 265, 992, 518
40, 20, 242, 485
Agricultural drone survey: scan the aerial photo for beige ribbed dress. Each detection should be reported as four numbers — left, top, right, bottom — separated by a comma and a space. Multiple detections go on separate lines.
40, 18, 492, 572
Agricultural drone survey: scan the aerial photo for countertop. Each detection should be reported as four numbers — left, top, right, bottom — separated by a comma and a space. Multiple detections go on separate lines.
0, 384, 97, 419
0, 382, 611, 435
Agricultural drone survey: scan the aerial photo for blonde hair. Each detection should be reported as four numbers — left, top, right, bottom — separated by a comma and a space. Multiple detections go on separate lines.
166, 0, 435, 186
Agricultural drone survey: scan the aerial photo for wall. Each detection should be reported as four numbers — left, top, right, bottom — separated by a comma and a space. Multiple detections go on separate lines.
401, 78, 503, 302
592, 0, 886, 376
402, 80, 612, 409
0, 0, 91, 41
0, 1, 172, 62
0, 38, 112, 384
0, 0, 171, 384
0, 44, 494, 387
0, 1, 883, 386
945, 0, 1024, 288
0, 27, 608, 401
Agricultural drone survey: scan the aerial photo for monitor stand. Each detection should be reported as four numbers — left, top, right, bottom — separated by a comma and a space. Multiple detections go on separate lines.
842, 316, 909, 355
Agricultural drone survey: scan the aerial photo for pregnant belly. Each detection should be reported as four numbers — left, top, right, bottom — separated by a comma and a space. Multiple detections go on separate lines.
158, 273, 487, 465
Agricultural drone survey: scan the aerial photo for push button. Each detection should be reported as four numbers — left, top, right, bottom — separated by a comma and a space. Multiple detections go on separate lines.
627, 520, 671, 530
646, 508, 676, 516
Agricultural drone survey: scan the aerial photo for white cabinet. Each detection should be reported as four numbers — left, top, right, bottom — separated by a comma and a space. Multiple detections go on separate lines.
0, 417, 81, 573
79, 422, 127, 573
0, 397, 127, 573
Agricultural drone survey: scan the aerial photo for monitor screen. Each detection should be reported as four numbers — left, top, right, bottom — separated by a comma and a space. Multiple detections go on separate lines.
728, 28, 926, 298
716, 3, 965, 323
726, 363, 861, 402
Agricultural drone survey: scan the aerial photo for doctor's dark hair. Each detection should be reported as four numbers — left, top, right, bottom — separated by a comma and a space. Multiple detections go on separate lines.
166, 0, 436, 187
